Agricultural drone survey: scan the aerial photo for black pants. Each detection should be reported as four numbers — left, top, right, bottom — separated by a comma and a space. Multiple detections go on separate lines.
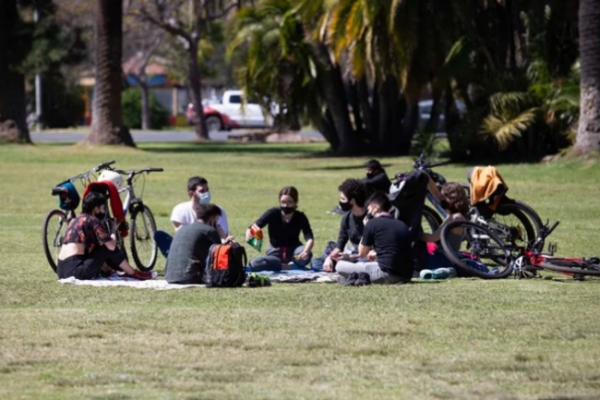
57, 246, 126, 280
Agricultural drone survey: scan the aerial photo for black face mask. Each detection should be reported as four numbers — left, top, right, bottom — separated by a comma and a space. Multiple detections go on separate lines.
339, 201, 352, 212
95, 212, 106, 220
281, 206, 296, 215
364, 213, 374, 222
366, 173, 375, 179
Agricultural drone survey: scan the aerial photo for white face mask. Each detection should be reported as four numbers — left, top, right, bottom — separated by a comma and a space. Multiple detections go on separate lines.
197, 192, 211, 204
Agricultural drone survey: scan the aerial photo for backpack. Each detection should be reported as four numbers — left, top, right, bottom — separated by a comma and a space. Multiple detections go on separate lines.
204, 243, 248, 287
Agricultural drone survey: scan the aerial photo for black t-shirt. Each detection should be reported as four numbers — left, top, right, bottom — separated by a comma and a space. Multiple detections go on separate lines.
337, 211, 365, 250
256, 208, 314, 248
361, 216, 412, 277
165, 222, 221, 284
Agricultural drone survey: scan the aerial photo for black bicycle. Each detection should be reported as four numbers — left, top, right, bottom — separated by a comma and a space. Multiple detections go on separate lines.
42, 160, 116, 272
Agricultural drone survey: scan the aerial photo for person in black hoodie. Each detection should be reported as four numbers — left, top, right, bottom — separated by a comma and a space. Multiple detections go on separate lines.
363, 159, 392, 195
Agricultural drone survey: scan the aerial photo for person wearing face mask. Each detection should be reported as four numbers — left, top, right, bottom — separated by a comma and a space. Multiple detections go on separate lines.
56, 192, 153, 280
245, 186, 314, 271
336, 191, 413, 284
363, 159, 392, 197
155, 176, 230, 258
165, 203, 224, 284
320, 179, 368, 272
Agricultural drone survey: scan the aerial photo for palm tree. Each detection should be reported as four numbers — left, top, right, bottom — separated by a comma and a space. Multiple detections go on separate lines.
85, 0, 135, 146
0, 0, 31, 143
575, 0, 600, 153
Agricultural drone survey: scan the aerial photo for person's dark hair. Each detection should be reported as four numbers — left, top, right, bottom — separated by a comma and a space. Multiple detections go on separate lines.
279, 186, 299, 203
82, 192, 107, 214
366, 159, 383, 172
194, 203, 222, 221
187, 176, 208, 192
338, 179, 367, 207
441, 182, 470, 216
366, 190, 391, 212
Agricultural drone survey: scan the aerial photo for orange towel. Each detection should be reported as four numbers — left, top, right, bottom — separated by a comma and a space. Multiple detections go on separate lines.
469, 166, 508, 211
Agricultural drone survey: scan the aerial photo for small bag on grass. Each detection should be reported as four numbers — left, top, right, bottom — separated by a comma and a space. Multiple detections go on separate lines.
205, 243, 248, 287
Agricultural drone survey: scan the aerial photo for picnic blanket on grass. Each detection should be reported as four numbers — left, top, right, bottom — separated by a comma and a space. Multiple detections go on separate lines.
59, 271, 339, 289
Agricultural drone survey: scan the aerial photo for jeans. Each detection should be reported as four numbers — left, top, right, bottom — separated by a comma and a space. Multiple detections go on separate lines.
248, 244, 313, 272
336, 260, 407, 284
154, 230, 173, 258
57, 246, 126, 280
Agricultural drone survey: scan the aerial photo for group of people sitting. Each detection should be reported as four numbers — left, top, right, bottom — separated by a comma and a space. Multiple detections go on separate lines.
56, 159, 471, 285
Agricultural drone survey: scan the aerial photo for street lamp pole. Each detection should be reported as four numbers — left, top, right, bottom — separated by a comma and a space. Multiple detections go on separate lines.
34, 4, 42, 132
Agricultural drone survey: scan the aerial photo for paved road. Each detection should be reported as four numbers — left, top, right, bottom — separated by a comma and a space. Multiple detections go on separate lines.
31, 130, 324, 143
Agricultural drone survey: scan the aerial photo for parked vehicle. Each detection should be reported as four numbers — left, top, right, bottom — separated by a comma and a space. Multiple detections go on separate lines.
187, 104, 239, 134
418, 99, 466, 133
187, 90, 273, 132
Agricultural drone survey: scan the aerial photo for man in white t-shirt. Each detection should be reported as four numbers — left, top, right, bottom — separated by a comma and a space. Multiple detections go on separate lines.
170, 176, 229, 236
155, 176, 229, 258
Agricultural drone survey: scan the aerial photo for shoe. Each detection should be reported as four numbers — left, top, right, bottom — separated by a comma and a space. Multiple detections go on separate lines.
343, 272, 359, 286
248, 273, 272, 287
354, 272, 371, 286
419, 269, 434, 280
131, 270, 155, 280
327, 206, 345, 216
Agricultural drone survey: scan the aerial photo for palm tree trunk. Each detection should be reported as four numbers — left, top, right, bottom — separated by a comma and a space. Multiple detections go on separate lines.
575, 0, 600, 154
188, 41, 209, 140
313, 43, 359, 155
140, 79, 151, 130
86, 0, 134, 146
0, 0, 31, 143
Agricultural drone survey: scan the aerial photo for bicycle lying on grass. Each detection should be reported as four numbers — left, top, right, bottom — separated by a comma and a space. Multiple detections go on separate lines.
42, 162, 163, 273
439, 217, 600, 280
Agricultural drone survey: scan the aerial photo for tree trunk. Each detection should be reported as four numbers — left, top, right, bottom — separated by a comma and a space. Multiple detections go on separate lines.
347, 81, 364, 135
85, 0, 134, 146
0, 0, 31, 143
425, 86, 443, 133
397, 102, 420, 155
139, 79, 151, 130
188, 41, 209, 140
313, 43, 359, 155
357, 77, 374, 138
575, 0, 600, 154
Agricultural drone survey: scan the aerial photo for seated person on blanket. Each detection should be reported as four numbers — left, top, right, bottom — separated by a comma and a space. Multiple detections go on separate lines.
165, 203, 223, 284
57, 192, 152, 280
155, 176, 229, 257
245, 186, 314, 271
336, 191, 413, 284
363, 159, 392, 196
419, 182, 491, 275
322, 179, 368, 272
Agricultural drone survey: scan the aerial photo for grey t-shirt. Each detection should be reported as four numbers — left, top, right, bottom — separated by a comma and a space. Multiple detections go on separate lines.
165, 222, 221, 284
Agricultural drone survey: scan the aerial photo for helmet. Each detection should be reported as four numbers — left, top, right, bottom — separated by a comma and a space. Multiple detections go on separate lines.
98, 170, 123, 190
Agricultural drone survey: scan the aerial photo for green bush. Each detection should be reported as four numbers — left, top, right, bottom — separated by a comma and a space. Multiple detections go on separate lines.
121, 88, 170, 129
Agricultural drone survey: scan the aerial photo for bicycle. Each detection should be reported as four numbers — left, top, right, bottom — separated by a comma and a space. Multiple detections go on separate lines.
514, 221, 600, 280
403, 153, 543, 249
42, 160, 116, 272
109, 167, 164, 271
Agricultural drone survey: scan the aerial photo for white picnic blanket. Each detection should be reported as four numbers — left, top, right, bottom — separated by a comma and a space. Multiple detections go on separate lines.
59, 277, 205, 290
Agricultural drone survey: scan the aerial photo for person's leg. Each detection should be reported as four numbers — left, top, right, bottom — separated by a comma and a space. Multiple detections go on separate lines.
291, 245, 313, 269
337, 261, 404, 284
336, 260, 369, 277
154, 230, 173, 258
57, 255, 86, 279
248, 246, 285, 272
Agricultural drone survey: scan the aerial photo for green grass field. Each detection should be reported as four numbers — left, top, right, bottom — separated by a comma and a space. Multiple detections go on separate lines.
1, 142, 600, 400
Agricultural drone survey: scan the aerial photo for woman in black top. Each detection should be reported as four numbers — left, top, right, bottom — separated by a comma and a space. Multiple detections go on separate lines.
246, 186, 314, 271
322, 179, 367, 272
363, 159, 392, 195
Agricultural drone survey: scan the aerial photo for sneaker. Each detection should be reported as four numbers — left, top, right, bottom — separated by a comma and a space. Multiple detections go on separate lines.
354, 272, 371, 286
343, 272, 359, 286
327, 205, 345, 216
248, 273, 272, 287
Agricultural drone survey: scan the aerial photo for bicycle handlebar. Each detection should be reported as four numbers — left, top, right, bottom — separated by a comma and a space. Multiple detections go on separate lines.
94, 160, 116, 172
56, 160, 116, 186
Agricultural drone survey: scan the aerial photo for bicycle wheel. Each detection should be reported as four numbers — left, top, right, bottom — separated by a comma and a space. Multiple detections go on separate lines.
492, 203, 539, 250
440, 220, 514, 279
130, 205, 158, 271
42, 209, 68, 273
422, 205, 443, 234
540, 258, 600, 276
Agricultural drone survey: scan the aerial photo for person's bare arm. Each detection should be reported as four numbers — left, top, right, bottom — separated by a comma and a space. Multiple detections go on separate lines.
428, 177, 443, 202
358, 243, 371, 258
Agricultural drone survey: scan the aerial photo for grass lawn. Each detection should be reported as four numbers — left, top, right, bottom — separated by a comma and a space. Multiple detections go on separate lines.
1, 141, 600, 400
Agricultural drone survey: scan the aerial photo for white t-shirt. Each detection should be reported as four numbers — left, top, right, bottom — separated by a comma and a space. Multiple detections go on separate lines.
170, 200, 229, 234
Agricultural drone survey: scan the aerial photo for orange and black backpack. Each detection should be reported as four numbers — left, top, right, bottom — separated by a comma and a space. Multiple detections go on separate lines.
204, 243, 247, 287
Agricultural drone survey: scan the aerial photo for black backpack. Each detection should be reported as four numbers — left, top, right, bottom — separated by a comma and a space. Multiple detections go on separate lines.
204, 243, 248, 287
